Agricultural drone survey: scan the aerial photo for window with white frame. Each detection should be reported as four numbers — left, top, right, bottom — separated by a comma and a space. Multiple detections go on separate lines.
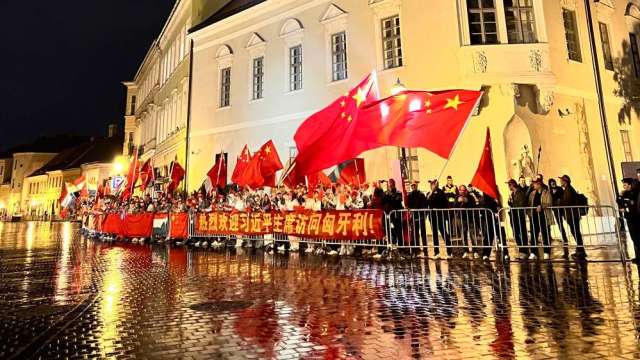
220, 67, 231, 107
504, 0, 536, 43
289, 45, 303, 91
381, 15, 403, 69
562, 8, 582, 62
331, 32, 348, 81
252, 57, 264, 100
621, 130, 633, 161
467, 0, 498, 45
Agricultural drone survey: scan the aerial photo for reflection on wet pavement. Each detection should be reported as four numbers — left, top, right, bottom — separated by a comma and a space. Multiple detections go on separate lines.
1, 222, 640, 359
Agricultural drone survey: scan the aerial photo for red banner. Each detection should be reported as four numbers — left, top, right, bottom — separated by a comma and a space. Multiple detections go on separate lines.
195, 210, 384, 240
102, 213, 124, 235
124, 213, 154, 238
170, 212, 189, 239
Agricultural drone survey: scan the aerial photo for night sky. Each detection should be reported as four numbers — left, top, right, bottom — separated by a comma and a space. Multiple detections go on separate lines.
0, 0, 175, 151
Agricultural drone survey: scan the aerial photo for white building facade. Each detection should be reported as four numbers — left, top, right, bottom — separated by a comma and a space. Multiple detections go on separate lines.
123, 0, 193, 181
187, 0, 640, 205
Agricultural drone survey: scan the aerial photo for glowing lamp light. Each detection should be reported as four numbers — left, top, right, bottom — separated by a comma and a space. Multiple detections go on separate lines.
390, 78, 406, 96
0, 201, 4, 209
112, 155, 128, 175
30, 199, 38, 207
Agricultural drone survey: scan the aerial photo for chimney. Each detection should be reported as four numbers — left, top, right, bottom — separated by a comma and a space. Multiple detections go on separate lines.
108, 124, 117, 138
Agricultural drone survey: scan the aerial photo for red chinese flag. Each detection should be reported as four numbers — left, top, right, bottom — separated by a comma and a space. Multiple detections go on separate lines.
139, 160, 154, 191
240, 153, 265, 189
232, 145, 251, 185
307, 171, 332, 191
330, 158, 366, 187
121, 149, 140, 200
282, 162, 305, 189
295, 72, 377, 155
358, 90, 482, 159
167, 162, 185, 194
294, 74, 378, 175
255, 140, 283, 188
471, 128, 499, 200
206, 153, 227, 190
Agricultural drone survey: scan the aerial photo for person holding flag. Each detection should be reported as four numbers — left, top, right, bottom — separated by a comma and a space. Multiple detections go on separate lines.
204, 151, 227, 194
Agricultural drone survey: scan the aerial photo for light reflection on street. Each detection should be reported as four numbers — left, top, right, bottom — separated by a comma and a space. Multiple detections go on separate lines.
98, 247, 124, 357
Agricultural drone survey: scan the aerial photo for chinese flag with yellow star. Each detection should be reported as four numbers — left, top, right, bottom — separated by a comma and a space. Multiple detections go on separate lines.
232, 145, 251, 185
358, 89, 482, 159
294, 73, 378, 175
239, 140, 283, 188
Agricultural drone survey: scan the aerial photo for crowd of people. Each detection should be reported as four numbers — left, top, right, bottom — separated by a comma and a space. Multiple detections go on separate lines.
78, 168, 640, 263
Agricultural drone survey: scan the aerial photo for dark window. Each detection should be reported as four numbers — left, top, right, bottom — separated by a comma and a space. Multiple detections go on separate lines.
381, 15, 403, 68
130, 95, 137, 115
220, 67, 231, 107
289, 45, 303, 91
630, 33, 640, 77
599, 23, 614, 70
562, 9, 582, 62
504, 0, 537, 43
467, 0, 498, 45
252, 57, 264, 100
331, 32, 348, 81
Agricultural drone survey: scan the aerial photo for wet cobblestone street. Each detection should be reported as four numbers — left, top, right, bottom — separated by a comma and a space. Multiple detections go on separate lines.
2, 221, 640, 359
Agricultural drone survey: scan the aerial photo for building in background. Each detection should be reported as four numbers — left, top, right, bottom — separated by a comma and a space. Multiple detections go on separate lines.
185, 0, 640, 205
22, 133, 122, 220
122, 0, 193, 189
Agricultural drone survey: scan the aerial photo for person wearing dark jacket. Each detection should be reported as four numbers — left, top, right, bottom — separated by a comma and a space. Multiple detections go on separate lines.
479, 193, 502, 261
507, 179, 529, 259
407, 182, 428, 250
427, 180, 451, 259
559, 175, 586, 259
383, 179, 404, 246
455, 185, 477, 259
619, 178, 640, 262
528, 178, 554, 260
549, 178, 569, 257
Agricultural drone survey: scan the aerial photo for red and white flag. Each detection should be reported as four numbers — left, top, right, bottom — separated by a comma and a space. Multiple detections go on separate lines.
204, 151, 227, 193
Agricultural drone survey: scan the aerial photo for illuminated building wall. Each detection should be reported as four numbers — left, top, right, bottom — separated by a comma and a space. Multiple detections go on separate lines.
185, 0, 639, 204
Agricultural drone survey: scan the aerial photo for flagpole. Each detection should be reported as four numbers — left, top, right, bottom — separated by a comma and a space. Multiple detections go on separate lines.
436, 92, 484, 183
216, 150, 224, 191
353, 158, 362, 188
129, 145, 138, 198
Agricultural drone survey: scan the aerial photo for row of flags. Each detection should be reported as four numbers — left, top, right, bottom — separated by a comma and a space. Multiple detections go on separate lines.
62, 71, 497, 205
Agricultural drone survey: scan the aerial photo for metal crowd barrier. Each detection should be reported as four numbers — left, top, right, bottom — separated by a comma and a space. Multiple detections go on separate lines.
385, 205, 625, 261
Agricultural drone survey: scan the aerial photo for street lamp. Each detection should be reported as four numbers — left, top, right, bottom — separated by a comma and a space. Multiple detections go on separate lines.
391, 78, 411, 192
112, 155, 128, 175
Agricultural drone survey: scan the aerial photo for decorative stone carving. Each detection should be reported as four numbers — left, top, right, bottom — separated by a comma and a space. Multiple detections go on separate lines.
574, 102, 601, 208
473, 51, 488, 73
529, 49, 543, 72
560, 0, 577, 11
512, 145, 536, 179
535, 85, 554, 114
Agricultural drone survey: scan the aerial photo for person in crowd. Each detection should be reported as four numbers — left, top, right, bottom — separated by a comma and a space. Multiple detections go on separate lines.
407, 182, 428, 252
619, 178, 640, 262
443, 176, 458, 206
558, 175, 586, 259
507, 179, 529, 260
427, 180, 451, 259
548, 178, 569, 258
478, 192, 502, 261
382, 179, 404, 246
528, 178, 553, 260
455, 185, 477, 259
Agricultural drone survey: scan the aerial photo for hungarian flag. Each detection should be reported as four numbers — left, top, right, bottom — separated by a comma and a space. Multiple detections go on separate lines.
232, 145, 251, 185
294, 73, 378, 175
167, 161, 185, 194
204, 152, 227, 192
357, 90, 482, 159
60, 182, 77, 208
327, 158, 365, 187
139, 160, 154, 191
470, 128, 499, 200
